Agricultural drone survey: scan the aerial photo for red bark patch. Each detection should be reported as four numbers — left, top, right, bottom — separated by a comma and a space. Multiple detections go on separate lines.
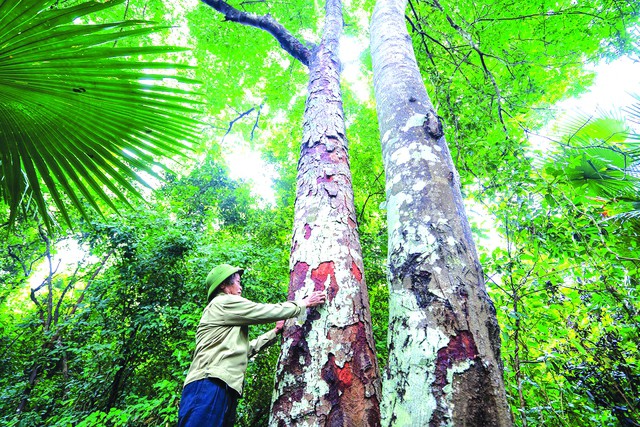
289, 262, 309, 300
348, 216, 357, 229
321, 323, 381, 426
337, 362, 353, 388
304, 223, 312, 239
434, 331, 478, 387
430, 331, 479, 426
351, 261, 362, 282
311, 261, 339, 300
446, 331, 478, 361
322, 355, 353, 394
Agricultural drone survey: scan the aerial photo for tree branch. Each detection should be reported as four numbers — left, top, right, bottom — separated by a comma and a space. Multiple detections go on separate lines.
250, 101, 265, 140
472, 9, 605, 25
406, 1, 436, 68
224, 106, 256, 141
357, 170, 385, 223
201, 0, 312, 66
7, 245, 31, 277
54, 255, 85, 326
68, 249, 116, 317
430, 0, 509, 134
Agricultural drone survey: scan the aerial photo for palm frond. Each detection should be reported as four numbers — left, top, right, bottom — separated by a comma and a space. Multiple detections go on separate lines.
0, 0, 203, 230
625, 93, 640, 127
544, 104, 640, 217
610, 208, 640, 222
554, 110, 630, 147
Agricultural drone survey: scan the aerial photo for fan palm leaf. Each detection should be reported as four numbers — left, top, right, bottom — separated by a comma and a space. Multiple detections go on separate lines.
0, 0, 202, 230
545, 108, 640, 205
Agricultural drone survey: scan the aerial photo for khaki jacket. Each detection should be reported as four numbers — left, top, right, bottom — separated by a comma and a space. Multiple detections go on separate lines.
183, 294, 304, 394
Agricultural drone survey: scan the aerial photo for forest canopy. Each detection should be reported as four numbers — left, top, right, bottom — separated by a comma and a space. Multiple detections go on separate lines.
1, 0, 639, 426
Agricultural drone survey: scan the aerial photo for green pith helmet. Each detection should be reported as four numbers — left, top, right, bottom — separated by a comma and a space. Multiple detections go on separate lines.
206, 264, 243, 300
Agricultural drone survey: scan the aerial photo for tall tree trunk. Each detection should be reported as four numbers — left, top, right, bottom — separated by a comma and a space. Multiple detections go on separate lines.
370, 1, 512, 426
269, 0, 382, 425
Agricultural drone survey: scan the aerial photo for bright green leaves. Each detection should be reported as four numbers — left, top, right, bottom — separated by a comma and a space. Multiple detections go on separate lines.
403, 2, 640, 422
0, 149, 296, 426
482, 130, 640, 425
544, 108, 640, 215
0, 0, 202, 230
546, 144, 638, 199
407, 0, 640, 196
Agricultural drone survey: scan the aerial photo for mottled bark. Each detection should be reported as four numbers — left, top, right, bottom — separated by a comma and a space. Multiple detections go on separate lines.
370, 1, 512, 426
269, 0, 382, 425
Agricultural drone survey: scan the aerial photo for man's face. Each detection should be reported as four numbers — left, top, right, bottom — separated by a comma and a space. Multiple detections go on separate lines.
224, 274, 242, 296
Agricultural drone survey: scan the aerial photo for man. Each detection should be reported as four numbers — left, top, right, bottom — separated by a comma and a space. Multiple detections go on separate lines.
178, 264, 326, 427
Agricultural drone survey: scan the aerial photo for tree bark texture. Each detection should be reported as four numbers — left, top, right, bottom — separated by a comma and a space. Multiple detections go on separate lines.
370, 1, 513, 426
269, 0, 382, 425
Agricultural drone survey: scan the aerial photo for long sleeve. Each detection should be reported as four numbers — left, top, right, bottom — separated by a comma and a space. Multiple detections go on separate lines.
183, 294, 306, 395
215, 295, 304, 326
248, 329, 278, 358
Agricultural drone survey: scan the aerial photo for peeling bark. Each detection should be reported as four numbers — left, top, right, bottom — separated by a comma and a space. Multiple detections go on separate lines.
269, 0, 382, 424
370, 0, 513, 425
200, 0, 381, 423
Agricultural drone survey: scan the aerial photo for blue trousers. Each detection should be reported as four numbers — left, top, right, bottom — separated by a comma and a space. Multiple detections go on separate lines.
178, 378, 239, 427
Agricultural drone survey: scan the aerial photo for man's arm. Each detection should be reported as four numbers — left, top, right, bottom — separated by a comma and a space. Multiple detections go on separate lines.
219, 292, 327, 326
248, 320, 285, 358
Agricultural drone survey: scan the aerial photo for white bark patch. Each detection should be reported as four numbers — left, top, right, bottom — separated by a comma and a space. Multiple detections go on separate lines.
295, 307, 308, 325
277, 315, 332, 420
401, 113, 425, 132
385, 173, 403, 192
401, 226, 435, 259
388, 217, 440, 266
386, 191, 413, 238
409, 142, 438, 164
444, 359, 473, 396
428, 287, 445, 300
412, 181, 426, 192
390, 145, 411, 165
382, 129, 392, 143
441, 359, 474, 423
436, 217, 449, 226
387, 141, 439, 168
383, 136, 399, 155
382, 289, 449, 426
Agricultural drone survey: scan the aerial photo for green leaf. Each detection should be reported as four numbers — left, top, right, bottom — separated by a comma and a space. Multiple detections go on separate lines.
0, 0, 203, 230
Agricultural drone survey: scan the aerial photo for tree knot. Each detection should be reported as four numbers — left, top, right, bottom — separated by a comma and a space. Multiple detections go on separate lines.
424, 110, 444, 139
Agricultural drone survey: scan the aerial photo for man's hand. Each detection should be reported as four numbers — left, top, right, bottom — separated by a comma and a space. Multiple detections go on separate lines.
276, 291, 326, 334
275, 320, 285, 334
301, 290, 327, 308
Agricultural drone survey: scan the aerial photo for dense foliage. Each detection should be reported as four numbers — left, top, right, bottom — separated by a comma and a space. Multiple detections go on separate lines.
1, 0, 639, 426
